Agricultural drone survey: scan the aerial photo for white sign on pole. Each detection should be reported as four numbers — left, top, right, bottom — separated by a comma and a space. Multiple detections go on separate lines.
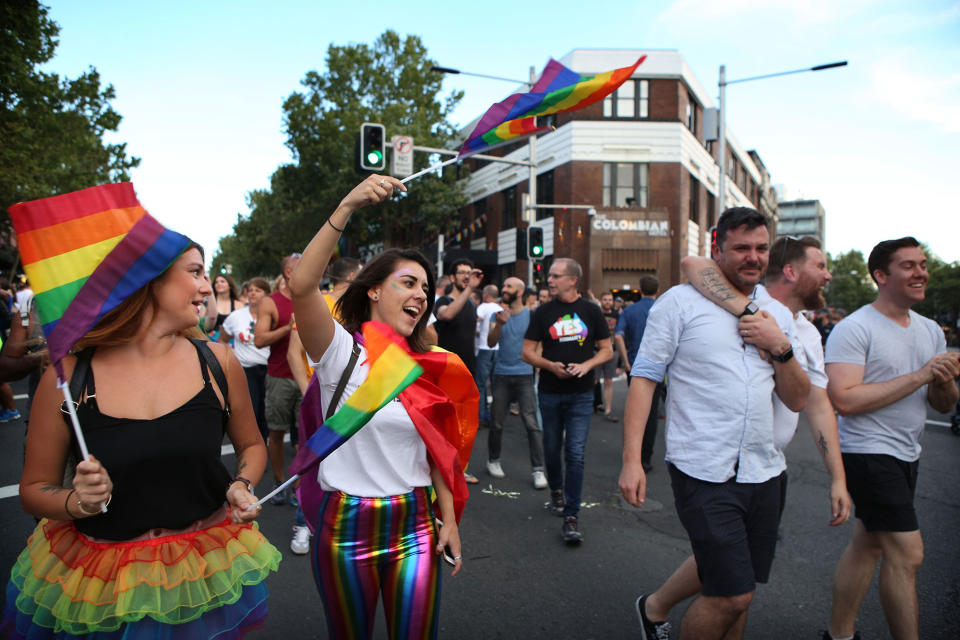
391, 135, 414, 177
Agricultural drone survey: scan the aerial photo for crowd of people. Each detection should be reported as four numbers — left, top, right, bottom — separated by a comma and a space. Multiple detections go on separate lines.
0, 174, 957, 639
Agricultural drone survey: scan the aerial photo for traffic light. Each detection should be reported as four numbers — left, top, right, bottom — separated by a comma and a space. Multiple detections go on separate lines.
528, 226, 544, 258
359, 123, 386, 171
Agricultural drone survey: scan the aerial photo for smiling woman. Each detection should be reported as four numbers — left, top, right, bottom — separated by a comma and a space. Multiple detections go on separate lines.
2, 243, 280, 639
288, 174, 479, 639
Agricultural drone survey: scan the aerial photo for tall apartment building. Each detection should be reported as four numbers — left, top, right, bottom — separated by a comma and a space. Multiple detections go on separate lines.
776, 199, 826, 248
451, 49, 780, 294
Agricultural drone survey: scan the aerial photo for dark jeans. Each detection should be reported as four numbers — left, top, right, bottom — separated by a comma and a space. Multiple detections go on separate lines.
539, 390, 594, 518
488, 374, 544, 470
628, 377, 664, 465
244, 364, 268, 442
475, 349, 496, 422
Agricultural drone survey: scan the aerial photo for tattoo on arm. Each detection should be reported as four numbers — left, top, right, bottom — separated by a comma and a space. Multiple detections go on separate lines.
699, 267, 737, 302
40, 484, 64, 495
817, 432, 828, 456
237, 461, 247, 474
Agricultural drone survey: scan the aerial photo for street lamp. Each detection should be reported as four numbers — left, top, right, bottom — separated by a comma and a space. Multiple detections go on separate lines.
716, 61, 847, 219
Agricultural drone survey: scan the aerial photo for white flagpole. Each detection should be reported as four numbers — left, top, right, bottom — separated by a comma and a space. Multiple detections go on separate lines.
246, 473, 300, 511
399, 157, 460, 184
58, 379, 107, 513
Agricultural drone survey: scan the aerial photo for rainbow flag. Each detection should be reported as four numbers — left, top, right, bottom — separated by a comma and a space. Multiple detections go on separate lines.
289, 321, 424, 476
459, 56, 647, 157
8, 183, 192, 370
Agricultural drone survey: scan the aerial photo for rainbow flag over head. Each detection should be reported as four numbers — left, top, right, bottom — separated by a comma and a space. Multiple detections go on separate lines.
459, 56, 647, 157
8, 183, 192, 371
289, 321, 424, 477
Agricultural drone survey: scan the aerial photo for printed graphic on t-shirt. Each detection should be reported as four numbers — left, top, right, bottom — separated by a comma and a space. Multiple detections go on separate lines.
548, 313, 588, 344
235, 320, 255, 344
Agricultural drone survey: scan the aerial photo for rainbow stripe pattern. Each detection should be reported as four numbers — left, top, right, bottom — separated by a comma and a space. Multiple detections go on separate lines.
459, 56, 646, 157
8, 183, 192, 367
289, 321, 424, 477
1, 516, 281, 639
312, 487, 440, 639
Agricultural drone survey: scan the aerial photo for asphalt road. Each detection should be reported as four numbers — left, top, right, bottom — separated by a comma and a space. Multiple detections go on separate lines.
1, 377, 958, 639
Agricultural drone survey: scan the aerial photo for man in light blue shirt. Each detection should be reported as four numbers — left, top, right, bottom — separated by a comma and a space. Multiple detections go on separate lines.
485, 277, 546, 489
619, 207, 810, 640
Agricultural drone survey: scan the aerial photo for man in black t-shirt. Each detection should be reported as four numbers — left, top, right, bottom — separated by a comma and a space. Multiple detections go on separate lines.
434, 258, 483, 375
522, 258, 613, 545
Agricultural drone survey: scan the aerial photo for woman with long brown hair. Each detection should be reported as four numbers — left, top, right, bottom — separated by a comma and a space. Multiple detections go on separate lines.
2, 243, 280, 639
289, 174, 478, 640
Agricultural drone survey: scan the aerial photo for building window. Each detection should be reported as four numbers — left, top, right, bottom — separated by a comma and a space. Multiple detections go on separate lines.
689, 175, 699, 222
686, 92, 698, 134
603, 162, 648, 208
501, 186, 517, 230
603, 79, 648, 119
536, 170, 555, 220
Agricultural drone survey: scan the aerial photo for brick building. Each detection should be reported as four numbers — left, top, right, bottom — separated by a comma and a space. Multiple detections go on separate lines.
453, 48, 780, 294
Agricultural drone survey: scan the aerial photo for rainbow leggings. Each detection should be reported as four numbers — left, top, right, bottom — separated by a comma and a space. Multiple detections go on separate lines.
311, 487, 441, 640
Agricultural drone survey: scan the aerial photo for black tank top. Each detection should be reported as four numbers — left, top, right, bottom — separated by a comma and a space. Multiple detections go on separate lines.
69, 343, 231, 540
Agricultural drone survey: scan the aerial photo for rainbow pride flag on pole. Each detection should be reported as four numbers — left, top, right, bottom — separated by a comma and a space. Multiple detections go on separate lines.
459, 56, 646, 157
288, 321, 424, 477
8, 183, 192, 371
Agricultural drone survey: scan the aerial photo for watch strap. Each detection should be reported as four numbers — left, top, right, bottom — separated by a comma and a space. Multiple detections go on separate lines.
771, 346, 794, 363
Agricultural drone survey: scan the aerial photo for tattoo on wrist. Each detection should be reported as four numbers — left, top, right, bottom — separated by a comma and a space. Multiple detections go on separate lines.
699, 268, 737, 302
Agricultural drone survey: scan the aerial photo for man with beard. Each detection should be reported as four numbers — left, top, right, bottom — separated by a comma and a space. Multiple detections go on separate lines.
632, 235, 852, 639
434, 258, 483, 375
485, 277, 547, 488
619, 208, 810, 640
822, 237, 960, 640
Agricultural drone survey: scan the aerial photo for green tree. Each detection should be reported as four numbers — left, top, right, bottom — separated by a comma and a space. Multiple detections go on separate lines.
1, 0, 140, 267
915, 246, 960, 327
213, 30, 466, 280
825, 250, 876, 313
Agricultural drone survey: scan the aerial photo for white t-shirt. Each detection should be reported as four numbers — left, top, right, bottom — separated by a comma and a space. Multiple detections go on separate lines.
221, 306, 269, 368
772, 306, 828, 450
309, 322, 431, 497
825, 304, 945, 462
14, 288, 33, 313
475, 301, 501, 353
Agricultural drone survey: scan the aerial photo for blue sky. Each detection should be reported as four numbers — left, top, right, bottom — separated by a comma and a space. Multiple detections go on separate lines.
43, 0, 960, 265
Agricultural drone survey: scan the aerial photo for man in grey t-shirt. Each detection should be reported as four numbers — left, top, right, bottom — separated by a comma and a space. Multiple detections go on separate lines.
822, 237, 959, 640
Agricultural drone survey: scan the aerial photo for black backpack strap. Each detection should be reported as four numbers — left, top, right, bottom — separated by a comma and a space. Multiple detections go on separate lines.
326, 340, 361, 421
189, 338, 231, 417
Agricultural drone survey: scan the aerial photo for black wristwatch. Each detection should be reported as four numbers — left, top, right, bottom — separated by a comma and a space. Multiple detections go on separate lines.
230, 476, 254, 494
770, 346, 794, 363
738, 301, 759, 318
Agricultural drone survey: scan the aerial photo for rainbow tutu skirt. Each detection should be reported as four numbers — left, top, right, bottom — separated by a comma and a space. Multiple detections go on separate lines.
1, 516, 280, 639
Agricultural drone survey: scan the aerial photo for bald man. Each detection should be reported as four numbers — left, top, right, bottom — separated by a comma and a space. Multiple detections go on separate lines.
486, 277, 547, 489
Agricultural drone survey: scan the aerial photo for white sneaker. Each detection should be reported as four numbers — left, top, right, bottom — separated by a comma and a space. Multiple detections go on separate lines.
532, 470, 548, 490
290, 525, 311, 555
486, 459, 505, 478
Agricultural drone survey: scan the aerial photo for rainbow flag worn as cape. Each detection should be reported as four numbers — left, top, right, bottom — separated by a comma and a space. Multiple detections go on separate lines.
459, 56, 646, 157
289, 321, 424, 476
294, 322, 479, 529
8, 183, 192, 373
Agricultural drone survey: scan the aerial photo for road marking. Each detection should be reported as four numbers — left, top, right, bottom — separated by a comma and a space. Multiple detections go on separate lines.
927, 419, 952, 428
0, 434, 290, 500
14, 394, 28, 400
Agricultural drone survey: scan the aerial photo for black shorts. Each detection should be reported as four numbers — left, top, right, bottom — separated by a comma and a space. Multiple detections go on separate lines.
842, 453, 919, 532
668, 464, 781, 597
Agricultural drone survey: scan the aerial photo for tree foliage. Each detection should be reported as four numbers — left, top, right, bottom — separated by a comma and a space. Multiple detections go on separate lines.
1, 0, 140, 266
824, 250, 876, 313
213, 31, 467, 280
914, 248, 960, 327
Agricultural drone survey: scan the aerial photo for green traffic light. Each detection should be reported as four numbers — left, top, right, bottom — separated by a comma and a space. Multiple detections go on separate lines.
532, 246, 543, 256
367, 151, 383, 165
